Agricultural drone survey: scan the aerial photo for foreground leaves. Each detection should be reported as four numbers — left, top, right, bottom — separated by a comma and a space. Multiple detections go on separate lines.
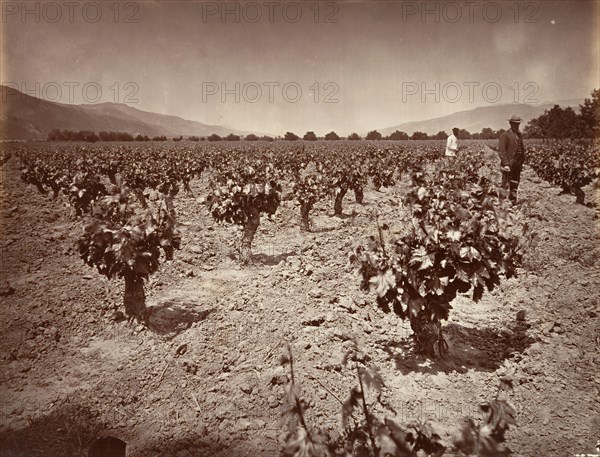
282, 344, 517, 456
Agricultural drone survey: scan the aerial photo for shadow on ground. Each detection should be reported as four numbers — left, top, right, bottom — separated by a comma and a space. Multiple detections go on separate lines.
380, 320, 536, 374
0, 402, 273, 457
310, 226, 338, 233
147, 302, 215, 339
251, 250, 297, 266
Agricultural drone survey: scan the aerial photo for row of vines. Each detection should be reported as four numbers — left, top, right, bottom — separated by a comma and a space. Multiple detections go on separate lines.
3, 138, 597, 455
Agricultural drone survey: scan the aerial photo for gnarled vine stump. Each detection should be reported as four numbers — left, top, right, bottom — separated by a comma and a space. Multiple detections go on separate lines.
240, 206, 260, 264
300, 202, 312, 232
410, 310, 444, 357
334, 185, 348, 215
124, 273, 147, 323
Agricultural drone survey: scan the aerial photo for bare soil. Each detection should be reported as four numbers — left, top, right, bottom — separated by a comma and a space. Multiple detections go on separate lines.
0, 148, 598, 457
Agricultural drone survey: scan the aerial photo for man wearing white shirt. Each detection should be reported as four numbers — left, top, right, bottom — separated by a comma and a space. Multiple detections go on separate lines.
445, 127, 459, 157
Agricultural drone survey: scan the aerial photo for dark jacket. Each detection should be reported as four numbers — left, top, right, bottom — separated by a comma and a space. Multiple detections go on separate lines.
498, 129, 525, 167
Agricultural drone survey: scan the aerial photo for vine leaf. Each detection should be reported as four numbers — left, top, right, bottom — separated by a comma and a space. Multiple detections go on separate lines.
369, 269, 396, 297
410, 246, 434, 270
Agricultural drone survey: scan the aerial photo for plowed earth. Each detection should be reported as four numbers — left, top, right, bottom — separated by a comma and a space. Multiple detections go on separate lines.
0, 146, 598, 457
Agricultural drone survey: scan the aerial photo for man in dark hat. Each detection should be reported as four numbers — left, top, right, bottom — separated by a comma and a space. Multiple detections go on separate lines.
445, 127, 460, 157
498, 115, 526, 202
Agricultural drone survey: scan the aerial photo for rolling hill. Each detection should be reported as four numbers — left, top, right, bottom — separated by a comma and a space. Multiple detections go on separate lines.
0, 85, 264, 140
378, 100, 584, 136
1, 84, 585, 140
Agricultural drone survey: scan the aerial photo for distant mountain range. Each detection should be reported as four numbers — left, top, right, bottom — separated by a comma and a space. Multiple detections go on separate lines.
378, 99, 584, 136
0, 85, 585, 140
0, 85, 266, 140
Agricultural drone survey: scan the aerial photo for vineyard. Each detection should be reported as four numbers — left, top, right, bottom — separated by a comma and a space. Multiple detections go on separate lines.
0, 139, 599, 457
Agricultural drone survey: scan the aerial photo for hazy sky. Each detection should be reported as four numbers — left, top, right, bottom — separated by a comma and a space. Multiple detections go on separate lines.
2, 0, 598, 135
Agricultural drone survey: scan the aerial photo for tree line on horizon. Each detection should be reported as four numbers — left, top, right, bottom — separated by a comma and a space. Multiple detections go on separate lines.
46, 129, 273, 143
45, 89, 598, 143
45, 128, 504, 143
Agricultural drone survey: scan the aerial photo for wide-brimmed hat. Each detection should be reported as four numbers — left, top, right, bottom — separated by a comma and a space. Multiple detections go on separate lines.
508, 115, 522, 123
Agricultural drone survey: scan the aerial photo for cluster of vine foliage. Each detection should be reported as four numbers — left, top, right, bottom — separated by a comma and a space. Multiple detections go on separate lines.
281, 343, 517, 456
351, 151, 535, 356
78, 185, 181, 322
525, 139, 599, 204
203, 157, 281, 263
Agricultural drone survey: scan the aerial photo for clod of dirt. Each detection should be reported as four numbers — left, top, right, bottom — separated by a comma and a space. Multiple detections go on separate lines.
267, 395, 279, 408
240, 382, 254, 394
541, 321, 557, 333
189, 245, 203, 254
182, 360, 198, 375
301, 314, 326, 327
175, 343, 188, 357
0, 281, 15, 297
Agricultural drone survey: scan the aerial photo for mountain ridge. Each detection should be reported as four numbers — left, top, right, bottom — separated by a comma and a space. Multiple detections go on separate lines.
377, 99, 584, 136
0, 86, 269, 140
1, 85, 585, 140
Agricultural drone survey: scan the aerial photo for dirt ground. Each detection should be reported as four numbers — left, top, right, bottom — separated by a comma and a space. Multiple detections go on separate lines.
0, 146, 598, 457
